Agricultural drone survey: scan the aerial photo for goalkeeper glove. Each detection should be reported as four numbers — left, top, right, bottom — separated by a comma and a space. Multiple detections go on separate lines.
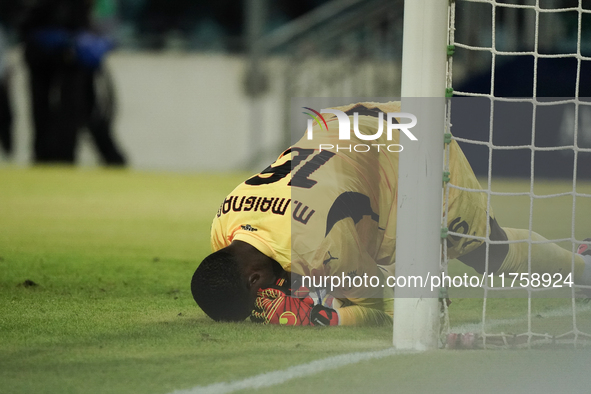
250, 283, 339, 326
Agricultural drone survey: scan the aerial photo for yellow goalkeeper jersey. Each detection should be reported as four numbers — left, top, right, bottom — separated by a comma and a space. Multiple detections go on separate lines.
211, 101, 491, 324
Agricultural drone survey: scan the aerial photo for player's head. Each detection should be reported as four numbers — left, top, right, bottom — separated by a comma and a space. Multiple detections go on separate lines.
191, 241, 280, 322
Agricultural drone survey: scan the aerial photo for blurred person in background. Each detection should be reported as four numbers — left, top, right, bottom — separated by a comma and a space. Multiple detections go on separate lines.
87, 0, 127, 165
20, 0, 126, 165
0, 23, 13, 158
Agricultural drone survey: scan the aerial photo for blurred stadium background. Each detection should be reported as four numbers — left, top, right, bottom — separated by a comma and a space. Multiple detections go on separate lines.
1, 0, 589, 172
2, 1, 591, 392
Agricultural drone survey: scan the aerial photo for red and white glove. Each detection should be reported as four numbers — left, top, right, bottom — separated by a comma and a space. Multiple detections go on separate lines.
250, 281, 338, 326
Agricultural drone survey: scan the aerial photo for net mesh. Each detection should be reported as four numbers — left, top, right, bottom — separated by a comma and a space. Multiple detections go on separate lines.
445, 0, 591, 348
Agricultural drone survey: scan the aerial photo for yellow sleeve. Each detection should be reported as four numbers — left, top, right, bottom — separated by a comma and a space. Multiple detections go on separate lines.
210, 212, 228, 252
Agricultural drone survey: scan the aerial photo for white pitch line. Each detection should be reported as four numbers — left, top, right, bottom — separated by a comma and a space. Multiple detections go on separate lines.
170, 305, 591, 394
168, 347, 411, 394
451, 303, 591, 333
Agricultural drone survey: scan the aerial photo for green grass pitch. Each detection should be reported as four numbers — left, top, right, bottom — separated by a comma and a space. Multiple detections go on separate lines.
1, 167, 590, 394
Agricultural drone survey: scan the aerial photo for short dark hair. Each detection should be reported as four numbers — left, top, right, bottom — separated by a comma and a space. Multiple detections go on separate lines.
191, 249, 252, 322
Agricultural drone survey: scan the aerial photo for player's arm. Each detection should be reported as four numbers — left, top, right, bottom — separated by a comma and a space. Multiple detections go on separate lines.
321, 221, 394, 326
334, 298, 393, 326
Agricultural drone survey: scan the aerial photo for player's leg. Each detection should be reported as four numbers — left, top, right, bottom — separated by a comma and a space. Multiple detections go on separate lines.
455, 216, 508, 273
446, 139, 591, 284
456, 219, 591, 285
86, 68, 126, 165
25, 56, 54, 162
53, 63, 88, 163
493, 229, 591, 285
0, 76, 12, 155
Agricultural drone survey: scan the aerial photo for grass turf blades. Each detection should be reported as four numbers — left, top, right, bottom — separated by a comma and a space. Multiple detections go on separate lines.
1, 167, 590, 393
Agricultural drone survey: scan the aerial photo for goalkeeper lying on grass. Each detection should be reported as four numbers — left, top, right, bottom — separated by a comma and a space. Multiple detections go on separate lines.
191, 101, 591, 326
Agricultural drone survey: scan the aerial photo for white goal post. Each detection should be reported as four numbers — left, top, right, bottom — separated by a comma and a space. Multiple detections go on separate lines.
393, 0, 450, 350
395, 0, 591, 350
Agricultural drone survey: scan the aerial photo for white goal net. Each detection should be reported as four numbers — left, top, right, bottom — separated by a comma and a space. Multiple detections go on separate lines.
444, 0, 591, 349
